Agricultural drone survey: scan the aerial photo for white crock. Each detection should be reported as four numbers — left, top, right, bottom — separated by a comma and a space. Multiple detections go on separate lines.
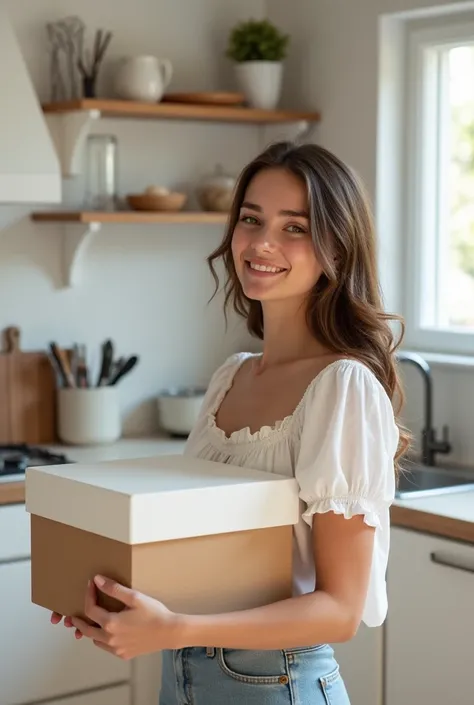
115, 55, 173, 103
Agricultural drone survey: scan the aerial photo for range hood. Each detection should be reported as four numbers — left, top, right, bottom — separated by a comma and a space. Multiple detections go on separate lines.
0, 8, 61, 204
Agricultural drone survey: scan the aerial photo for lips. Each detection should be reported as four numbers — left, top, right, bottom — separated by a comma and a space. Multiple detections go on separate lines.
244, 259, 288, 274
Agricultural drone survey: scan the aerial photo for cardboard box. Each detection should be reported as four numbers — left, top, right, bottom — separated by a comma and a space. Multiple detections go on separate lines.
25, 454, 299, 619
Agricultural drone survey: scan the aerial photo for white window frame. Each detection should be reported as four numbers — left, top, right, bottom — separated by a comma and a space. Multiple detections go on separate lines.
405, 19, 474, 355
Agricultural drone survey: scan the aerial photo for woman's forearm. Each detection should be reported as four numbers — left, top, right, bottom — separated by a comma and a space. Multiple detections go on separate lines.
177, 591, 358, 650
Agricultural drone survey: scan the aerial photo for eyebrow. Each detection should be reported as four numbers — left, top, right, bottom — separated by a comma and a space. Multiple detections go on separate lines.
241, 201, 309, 219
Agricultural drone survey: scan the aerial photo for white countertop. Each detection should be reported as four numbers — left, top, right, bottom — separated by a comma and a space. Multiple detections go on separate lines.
0, 436, 187, 485
44, 436, 188, 464
394, 491, 474, 524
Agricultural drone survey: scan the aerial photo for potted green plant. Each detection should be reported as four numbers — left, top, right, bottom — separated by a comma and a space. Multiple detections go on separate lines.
226, 19, 289, 110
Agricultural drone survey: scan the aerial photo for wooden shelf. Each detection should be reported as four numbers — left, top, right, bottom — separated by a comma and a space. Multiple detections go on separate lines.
31, 211, 227, 289
31, 210, 228, 225
42, 98, 321, 125
43, 98, 320, 177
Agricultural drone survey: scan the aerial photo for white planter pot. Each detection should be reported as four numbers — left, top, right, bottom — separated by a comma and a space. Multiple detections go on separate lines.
234, 61, 283, 110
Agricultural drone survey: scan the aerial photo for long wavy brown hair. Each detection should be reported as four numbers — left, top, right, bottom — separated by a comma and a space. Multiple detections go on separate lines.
207, 141, 410, 473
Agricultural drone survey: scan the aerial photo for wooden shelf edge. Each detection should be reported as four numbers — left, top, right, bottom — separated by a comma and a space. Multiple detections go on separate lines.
391, 504, 474, 544
30, 211, 229, 225
42, 98, 321, 124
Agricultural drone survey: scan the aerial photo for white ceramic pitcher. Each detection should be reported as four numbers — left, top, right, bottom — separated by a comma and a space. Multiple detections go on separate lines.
115, 55, 173, 103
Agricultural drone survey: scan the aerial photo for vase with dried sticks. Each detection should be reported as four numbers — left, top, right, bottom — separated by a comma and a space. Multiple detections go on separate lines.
78, 29, 113, 98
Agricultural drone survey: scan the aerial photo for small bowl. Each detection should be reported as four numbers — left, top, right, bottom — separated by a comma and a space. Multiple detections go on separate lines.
127, 192, 187, 212
157, 387, 207, 437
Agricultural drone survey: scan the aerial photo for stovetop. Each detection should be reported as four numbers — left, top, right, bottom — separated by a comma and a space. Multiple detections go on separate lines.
0, 443, 72, 480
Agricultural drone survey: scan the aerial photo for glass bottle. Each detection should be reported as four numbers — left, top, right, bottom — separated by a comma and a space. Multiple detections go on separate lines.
84, 134, 118, 211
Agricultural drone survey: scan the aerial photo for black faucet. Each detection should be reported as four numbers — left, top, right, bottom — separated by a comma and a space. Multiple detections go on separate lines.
396, 352, 452, 466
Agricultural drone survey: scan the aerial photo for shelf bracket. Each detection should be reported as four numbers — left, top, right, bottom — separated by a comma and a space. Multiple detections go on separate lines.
45, 109, 101, 177
259, 120, 317, 150
63, 221, 101, 288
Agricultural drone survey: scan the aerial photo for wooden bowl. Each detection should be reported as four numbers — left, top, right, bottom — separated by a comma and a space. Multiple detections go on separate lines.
127, 192, 187, 212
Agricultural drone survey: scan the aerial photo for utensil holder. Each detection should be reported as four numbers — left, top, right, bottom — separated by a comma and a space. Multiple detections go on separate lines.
57, 388, 121, 445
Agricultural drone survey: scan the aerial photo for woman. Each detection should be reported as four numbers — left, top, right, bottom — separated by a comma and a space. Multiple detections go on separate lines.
53, 142, 408, 704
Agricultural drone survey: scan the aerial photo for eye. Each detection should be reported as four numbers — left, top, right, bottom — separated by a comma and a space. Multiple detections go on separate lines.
286, 224, 307, 234
240, 214, 260, 225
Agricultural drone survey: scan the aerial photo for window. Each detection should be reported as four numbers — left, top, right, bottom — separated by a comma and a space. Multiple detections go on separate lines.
405, 20, 474, 354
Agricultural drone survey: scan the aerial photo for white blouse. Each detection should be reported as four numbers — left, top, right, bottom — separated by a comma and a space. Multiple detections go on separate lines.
184, 353, 399, 627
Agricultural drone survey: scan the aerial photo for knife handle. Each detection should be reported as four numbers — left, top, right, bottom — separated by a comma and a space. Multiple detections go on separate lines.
50, 342, 76, 388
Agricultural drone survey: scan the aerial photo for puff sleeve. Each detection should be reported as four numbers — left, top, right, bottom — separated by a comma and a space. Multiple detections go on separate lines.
295, 360, 399, 530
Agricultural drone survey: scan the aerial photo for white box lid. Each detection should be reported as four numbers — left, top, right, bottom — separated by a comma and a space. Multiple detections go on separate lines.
25, 453, 300, 545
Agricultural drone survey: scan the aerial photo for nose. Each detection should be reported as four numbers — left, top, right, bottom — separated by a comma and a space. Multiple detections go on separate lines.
249, 225, 278, 253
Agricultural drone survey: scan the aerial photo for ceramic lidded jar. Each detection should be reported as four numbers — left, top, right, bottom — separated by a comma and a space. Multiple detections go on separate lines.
114, 55, 173, 103
196, 164, 237, 212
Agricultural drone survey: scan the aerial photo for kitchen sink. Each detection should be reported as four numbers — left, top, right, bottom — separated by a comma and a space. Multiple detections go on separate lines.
396, 463, 474, 499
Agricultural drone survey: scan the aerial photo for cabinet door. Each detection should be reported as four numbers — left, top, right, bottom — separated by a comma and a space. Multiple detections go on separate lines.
40, 684, 130, 705
0, 504, 30, 561
333, 624, 382, 705
133, 652, 163, 705
385, 527, 474, 705
0, 560, 131, 705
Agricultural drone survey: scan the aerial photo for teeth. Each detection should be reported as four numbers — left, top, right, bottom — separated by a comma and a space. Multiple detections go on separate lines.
249, 262, 285, 273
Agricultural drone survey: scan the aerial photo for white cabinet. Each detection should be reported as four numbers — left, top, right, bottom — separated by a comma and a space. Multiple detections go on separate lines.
0, 503, 30, 560
40, 684, 131, 705
133, 653, 163, 705
333, 625, 382, 705
385, 527, 474, 705
0, 559, 131, 705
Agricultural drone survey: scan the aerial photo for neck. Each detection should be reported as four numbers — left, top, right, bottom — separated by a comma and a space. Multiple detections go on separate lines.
257, 298, 327, 368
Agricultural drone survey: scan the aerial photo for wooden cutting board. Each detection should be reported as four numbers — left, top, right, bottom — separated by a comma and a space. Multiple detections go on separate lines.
0, 326, 58, 444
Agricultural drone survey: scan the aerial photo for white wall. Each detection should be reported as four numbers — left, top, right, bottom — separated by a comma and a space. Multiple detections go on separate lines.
270, 0, 474, 194
269, 0, 474, 467
0, 0, 268, 435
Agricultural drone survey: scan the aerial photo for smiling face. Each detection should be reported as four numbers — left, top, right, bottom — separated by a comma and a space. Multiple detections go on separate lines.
231, 167, 324, 307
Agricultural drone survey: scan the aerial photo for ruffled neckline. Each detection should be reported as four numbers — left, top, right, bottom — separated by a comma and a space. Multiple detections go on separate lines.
207, 409, 294, 445
206, 353, 357, 447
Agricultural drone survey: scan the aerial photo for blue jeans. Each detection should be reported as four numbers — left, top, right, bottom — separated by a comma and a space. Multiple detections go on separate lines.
159, 643, 351, 704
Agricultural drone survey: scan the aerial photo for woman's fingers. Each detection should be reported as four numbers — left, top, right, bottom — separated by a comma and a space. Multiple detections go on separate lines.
50, 611, 83, 638
50, 612, 63, 624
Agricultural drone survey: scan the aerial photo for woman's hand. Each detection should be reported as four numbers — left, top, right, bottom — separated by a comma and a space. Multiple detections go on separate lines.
50, 611, 79, 637
57, 576, 187, 659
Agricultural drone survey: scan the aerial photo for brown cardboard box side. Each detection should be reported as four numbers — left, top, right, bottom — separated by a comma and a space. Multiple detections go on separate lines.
31, 514, 293, 619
